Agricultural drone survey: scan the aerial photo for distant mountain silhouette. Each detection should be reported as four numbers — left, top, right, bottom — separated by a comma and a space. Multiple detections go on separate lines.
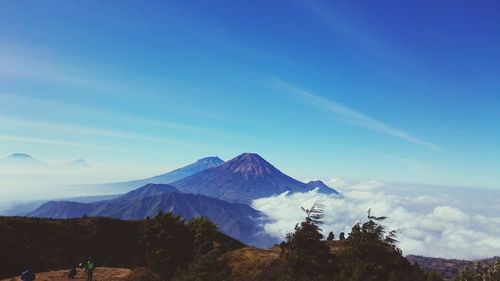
1, 153, 47, 166
406, 255, 500, 280
88, 156, 224, 193
172, 153, 339, 204
1, 153, 93, 168
62, 158, 89, 167
306, 180, 332, 190
28, 183, 272, 246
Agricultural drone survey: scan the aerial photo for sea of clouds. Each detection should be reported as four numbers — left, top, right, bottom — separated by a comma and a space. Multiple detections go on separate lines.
252, 179, 500, 260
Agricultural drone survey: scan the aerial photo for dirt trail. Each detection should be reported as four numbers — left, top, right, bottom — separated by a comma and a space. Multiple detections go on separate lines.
2, 267, 133, 281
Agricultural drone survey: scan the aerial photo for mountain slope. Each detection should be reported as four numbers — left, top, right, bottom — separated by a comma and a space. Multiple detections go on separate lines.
28, 183, 270, 246
172, 153, 339, 204
89, 156, 224, 193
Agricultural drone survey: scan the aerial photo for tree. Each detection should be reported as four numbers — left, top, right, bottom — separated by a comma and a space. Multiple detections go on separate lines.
336, 209, 429, 281
426, 270, 444, 281
173, 217, 231, 281
274, 207, 442, 281
348, 209, 398, 248
186, 217, 218, 256
141, 211, 194, 281
326, 232, 334, 241
280, 201, 335, 281
339, 232, 345, 240
485, 261, 500, 280
456, 261, 500, 281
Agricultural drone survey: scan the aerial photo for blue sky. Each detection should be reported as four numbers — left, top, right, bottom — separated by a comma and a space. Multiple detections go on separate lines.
0, 0, 499, 187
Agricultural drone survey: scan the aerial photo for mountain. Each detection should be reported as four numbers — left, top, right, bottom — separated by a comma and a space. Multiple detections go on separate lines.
406, 255, 500, 280
62, 158, 89, 167
1, 194, 121, 216
306, 180, 331, 190
4, 157, 224, 215
148, 156, 224, 183
28, 183, 271, 246
117, 183, 180, 201
171, 153, 340, 204
88, 156, 224, 193
1, 153, 91, 168
0, 153, 47, 166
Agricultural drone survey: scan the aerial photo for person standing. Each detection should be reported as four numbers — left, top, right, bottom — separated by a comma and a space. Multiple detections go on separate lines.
67, 265, 77, 279
21, 267, 35, 281
85, 258, 95, 281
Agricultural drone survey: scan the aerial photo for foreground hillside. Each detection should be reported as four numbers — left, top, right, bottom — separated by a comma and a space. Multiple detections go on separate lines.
1, 205, 450, 281
0, 215, 243, 279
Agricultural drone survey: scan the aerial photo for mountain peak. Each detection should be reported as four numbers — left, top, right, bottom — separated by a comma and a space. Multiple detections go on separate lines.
306, 180, 331, 189
8, 153, 33, 159
195, 156, 224, 166
173, 156, 224, 173
173, 152, 340, 204
221, 153, 279, 177
3, 153, 45, 165
64, 159, 89, 167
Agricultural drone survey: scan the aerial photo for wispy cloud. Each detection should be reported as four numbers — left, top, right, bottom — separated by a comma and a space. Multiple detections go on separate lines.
0, 44, 224, 120
297, 0, 415, 67
0, 44, 118, 92
0, 135, 108, 149
370, 151, 430, 173
0, 92, 237, 136
274, 79, 439, 150
0, 116, 191, 145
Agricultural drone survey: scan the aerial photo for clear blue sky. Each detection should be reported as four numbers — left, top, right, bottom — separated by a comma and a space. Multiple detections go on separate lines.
0, 0, 499, 187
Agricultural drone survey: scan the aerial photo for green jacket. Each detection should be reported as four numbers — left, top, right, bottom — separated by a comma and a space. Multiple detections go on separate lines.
86, 261, 95, 271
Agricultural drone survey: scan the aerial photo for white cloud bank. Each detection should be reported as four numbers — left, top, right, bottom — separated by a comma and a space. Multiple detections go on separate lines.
252, 180, 500, 260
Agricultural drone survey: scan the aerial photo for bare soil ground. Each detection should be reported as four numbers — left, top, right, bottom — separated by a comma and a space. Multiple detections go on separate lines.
2, 267, 133, 281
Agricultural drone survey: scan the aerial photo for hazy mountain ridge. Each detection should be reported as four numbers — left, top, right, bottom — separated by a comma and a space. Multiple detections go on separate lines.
1, 156, 224, 215
28, 183, 272, 246
406, 255, 500, 280
1, 153, 87, 167
85, 156, 224, 193
20, 153, 340, 246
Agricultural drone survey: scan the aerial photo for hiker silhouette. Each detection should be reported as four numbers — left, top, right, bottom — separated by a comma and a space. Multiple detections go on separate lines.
68, 265, 77, 279
21, 267, 35, 281
85, 258, 95, 281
